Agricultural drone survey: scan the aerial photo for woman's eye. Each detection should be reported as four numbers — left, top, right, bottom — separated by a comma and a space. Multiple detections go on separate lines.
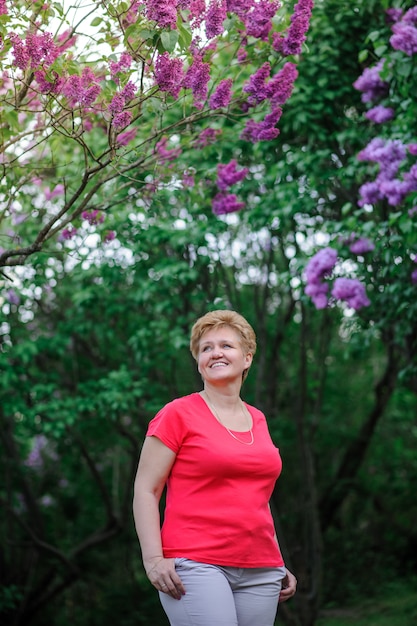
202, 345, 211, 352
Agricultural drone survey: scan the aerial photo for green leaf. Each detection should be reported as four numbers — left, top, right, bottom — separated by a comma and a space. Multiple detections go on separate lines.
358, 49, 369, 63
160, 30, 179, 53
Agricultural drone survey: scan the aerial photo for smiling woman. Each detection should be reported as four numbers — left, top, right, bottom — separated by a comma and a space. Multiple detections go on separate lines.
133, 309, 297, 626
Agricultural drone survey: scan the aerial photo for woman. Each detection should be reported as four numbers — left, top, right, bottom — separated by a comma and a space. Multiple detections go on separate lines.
133, 310, 297, 626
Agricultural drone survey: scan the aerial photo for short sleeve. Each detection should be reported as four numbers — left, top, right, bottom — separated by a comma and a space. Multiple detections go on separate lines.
146, 400, 188, 454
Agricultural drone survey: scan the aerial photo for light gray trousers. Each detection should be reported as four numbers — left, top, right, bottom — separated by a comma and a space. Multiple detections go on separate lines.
159, 558, 286, 626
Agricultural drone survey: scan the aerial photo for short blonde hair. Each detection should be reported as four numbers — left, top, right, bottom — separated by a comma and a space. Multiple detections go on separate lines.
190, 310, 257, 380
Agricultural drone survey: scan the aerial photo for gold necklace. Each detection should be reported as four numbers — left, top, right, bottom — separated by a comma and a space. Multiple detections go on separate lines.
203, 391, 254, 446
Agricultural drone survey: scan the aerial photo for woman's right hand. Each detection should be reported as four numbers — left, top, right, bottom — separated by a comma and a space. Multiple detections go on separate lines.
146, 557, 186, 600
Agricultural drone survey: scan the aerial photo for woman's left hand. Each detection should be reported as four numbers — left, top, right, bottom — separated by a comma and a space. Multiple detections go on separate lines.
279, 568, 297, 603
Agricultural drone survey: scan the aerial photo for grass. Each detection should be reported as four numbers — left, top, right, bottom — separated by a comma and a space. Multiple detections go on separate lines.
316, 582, 417, 626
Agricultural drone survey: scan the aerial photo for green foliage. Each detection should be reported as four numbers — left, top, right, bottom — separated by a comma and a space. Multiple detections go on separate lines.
317, 580, 417, 626
1, 2, 417, 626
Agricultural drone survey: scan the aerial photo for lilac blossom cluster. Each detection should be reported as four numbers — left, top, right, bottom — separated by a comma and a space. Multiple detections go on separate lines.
152, 0, 310, 114
272, 0, 314, 56
212, 159, 249, 215
209, 78, 233, 109
155, 136, 182, 163
365, 105, 395, 124
348, 237, 375, 255
389, 6, 417, 56
205, 0, 227, 39
82, 210, 105, 225
331, 278, 370, 310
354, 8, 417, 129
304, 247, 370, 311
109, 81, 136, 129
216, 160, 249, 190
353, 58, 389, 104
212, 193, 245, 215
240, 62, 297, 142
183, 53, 211, 109
146, 0, 178, 29
357, 138, 417, 207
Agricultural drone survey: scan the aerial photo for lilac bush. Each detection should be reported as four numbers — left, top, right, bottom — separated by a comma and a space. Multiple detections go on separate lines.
0, 0, 315, 270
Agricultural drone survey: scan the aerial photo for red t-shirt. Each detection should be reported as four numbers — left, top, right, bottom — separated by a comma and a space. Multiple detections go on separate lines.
146, 392, 284, 568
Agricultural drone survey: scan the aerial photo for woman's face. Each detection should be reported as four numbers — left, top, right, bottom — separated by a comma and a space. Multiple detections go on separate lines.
197, 326, 252, 384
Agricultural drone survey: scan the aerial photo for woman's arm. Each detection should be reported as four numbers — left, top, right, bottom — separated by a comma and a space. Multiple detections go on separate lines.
133, 436, 185, 600
270, 516, 297, 602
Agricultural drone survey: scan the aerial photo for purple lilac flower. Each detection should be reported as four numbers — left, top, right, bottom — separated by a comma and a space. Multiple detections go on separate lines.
188, 0, 206, 26
358, 138, 407, 179
121, 81, 137, 101
82, 210, 105, 225
182, 170, 195, 187
60, 226, 77, 240
245, 0, 279, 41
408, 206, 417, 217
109, 52, 132, 81
305, 247, 338, 285
405, 164, 417, 190
305, 281, 329, 309
56, 29, 78, 54
45, 184, 64, 201
281, 0, 314, 56
237, 47, 248, 62
209, 79, 233, 109
193, 127, 222, 147
183, 54, 211, 109
212, 192, 245, 215
113, 111, 132, 129
265, 62, 298, 106
121, 0, 140, 26
408, 143, 417, 156
9, 33, 30, 70
390, 21, 417, 56
62, 69, 101, 107
403, 7, 417, 25
358, 181, 384, 207
6, 289, 20, 305
379, 179, 413, 206
385, 8, 403, 24
9, 31, 59, 70
353, 59, 389, 103
109, 92, 125, 114
103, 231, 116, 243
34, 69, 64, 94
240, 107, 282, 142
272, 32, 285, 53
116, 128, 137, 146
205, 0, 227, 38
217, 159, 249, 190
146, 0, 178, 29
155, 136, 182, 162
365, 105, 395, 124
0, 0, 7, 15
412, 269, 417, 284
243, 62, 270, 105
349, 237, 375, 255
154, 52, 184, 99
331, 277, 370, 310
